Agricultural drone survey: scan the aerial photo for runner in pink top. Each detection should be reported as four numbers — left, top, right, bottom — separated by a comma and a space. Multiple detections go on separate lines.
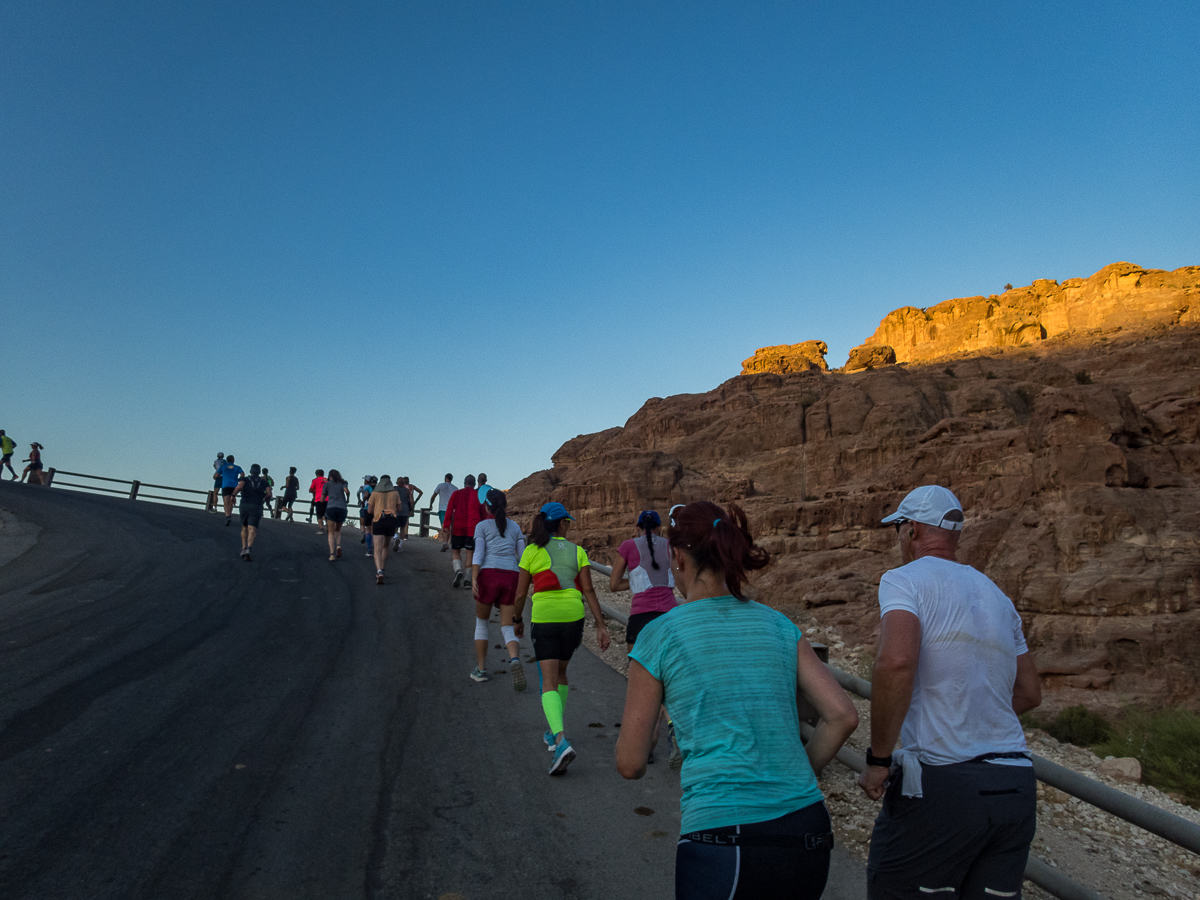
610, 509, 679, 766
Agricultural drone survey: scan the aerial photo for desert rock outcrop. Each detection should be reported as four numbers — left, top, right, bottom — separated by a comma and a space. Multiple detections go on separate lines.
741, 340, 829, 375
508, 263, 1200, 709
850, 262, 1200, 365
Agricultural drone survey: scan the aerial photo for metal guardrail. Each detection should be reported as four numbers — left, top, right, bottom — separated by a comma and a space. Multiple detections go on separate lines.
589, 560, 1200, 900
42, 467, 445, 537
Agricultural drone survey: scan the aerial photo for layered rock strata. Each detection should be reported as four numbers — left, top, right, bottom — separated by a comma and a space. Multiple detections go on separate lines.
509, 265, 1200, 709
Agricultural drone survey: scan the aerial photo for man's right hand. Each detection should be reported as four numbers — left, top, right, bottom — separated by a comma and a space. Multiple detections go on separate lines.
857, 765, 891, 800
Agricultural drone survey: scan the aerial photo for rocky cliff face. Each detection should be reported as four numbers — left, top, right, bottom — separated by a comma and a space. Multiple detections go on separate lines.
508, 263, 1200, 710
852, 262, 1200, 366
741, 340, 830, 374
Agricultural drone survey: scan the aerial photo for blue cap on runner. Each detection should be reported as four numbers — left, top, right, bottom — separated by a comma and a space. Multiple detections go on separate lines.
540, 502, 574, 522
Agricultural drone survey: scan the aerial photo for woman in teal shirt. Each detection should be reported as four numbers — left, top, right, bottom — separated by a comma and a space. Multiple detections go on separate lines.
616, 500, 858, 900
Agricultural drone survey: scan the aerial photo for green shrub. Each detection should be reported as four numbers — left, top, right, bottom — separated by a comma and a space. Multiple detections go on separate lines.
1045, 705, 1113, 746
1095, 707, 1200, 807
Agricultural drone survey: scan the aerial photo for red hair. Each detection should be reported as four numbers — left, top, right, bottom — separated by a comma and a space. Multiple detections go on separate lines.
667, 501, 769, 600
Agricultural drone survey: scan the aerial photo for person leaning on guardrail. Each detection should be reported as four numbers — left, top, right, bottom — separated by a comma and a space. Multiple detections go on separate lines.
616, 500, 858, 900
858, 485, 1042, 900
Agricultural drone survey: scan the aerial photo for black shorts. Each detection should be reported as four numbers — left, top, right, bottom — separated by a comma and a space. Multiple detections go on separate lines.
361, 510, 373, 526
1, 454, 12, 464
282, 492, 297, 506
626, 610, 670, 645
676, 801, 833, 900
867, 761, 1036, 900
397, 515, 410, 528
221, 486, 235, 496
325, 507, 347, 525
372, 514, 398, 537
240, 511, 262, 528
531, 618, 584, 661
314, 501, 328, 517
450, 534, 475, 551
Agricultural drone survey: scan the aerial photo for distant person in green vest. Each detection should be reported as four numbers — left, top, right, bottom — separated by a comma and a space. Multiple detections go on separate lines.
0, 431, 17, 480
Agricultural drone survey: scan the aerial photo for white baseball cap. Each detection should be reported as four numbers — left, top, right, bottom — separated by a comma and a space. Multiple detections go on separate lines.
881, 485, 965, 531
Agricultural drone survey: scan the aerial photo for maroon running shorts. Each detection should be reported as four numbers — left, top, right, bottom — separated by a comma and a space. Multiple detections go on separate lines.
476, 568, 518, 607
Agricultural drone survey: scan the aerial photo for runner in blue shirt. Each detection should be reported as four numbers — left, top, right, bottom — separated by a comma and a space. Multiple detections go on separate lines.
219, 455, 245, 525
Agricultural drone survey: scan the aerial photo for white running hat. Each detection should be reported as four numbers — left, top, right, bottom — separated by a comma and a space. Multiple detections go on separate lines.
881, 485, 965, 531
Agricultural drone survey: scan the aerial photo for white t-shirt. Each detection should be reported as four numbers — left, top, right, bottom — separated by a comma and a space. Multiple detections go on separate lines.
879, 556, 1030, 766
431, 481, 457, 511
472, 518, 526, 571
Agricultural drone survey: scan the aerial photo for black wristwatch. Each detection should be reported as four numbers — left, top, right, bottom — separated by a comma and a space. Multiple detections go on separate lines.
866, 748, 894, 768
512, 617, 523, 624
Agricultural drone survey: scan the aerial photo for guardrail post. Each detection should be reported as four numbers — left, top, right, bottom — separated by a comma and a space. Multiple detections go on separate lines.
129, 481, 140, 501
418, 509, 429, 538
44, 468, 56, 487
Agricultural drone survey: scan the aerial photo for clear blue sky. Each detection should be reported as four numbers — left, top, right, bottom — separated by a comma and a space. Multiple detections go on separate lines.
3, 1, 1197, 500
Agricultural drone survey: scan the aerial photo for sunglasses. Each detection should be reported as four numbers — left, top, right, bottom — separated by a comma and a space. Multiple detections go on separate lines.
893, 518, 910, 533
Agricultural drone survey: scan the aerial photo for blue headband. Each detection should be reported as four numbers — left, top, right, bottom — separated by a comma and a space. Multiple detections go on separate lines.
713, 518, 721, 526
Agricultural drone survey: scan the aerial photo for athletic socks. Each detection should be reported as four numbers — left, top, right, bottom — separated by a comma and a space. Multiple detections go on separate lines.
541, 689, 565, 737
452, 559, 463, 574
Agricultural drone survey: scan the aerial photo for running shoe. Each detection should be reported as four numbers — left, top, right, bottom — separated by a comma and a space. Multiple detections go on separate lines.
470, 667, 489, 683
225, 517, 231, 526
392, 537, 401, 553
510, 658, 526, 692
544, 730, 557, 751
548, 739, 576, 776
244, 551, 252, 562
668, 723, 683, 770
360, 535, 366, 544
239, 547, 248, 558
376, 570, 385, 585
365, 551, 372, 557
452, 570, 463, 588
336, 546, 342, 559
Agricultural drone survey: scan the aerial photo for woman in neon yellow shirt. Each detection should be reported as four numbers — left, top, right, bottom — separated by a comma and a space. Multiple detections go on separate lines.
514, 502, 611, 776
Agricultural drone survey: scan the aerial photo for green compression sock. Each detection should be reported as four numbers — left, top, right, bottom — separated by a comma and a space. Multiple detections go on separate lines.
557, 683, 569, 709
541, 690, 564, 736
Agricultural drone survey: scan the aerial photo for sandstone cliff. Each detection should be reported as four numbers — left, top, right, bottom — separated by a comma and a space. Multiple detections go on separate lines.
853, 262, 1200, 366
509, 262, 1200, 710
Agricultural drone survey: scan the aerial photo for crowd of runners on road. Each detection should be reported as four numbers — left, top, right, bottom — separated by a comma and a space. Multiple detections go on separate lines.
204, 449, 1044, 900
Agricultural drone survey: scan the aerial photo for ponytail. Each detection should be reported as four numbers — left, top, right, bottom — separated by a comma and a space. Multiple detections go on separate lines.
667, 501, 769, 600
487, 490, 508, 538
643, 525, 660, 569
530, 512, 554, 547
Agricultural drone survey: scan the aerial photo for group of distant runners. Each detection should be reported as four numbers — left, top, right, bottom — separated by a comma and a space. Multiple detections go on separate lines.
200, 452, 1044, 899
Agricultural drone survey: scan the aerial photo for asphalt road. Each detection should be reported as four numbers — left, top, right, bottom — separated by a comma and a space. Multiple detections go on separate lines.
0, 483, 865, 900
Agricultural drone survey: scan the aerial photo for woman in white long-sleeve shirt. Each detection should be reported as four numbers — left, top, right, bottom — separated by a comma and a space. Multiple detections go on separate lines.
470, 489, 527, 689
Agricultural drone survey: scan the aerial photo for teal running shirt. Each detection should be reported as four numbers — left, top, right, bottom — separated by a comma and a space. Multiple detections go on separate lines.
630, 596, 824, 832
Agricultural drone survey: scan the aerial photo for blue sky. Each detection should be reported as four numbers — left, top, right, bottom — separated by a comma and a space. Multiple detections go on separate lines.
3, 1, 1197, 502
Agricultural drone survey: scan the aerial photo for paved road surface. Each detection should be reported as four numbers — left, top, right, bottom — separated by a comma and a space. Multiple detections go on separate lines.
0, 483, 865, 899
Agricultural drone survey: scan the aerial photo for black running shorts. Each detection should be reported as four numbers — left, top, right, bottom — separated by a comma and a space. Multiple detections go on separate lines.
372, 514, 398, 537
626, 610, 669, 645
676, 802, 833, 900
314, 501, 328, 517
325, 507, 347, 525
531, 618, 584, 662
450, 534, 475, 551
240, 511, 262, 528
221, 486, 235, 496
867, 760, 1036, 900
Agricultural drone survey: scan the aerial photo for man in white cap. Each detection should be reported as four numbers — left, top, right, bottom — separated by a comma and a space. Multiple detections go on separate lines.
858, 485, 1042, 900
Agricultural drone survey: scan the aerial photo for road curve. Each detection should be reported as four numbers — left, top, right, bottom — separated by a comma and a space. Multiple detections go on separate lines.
0, 482, 864, 900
